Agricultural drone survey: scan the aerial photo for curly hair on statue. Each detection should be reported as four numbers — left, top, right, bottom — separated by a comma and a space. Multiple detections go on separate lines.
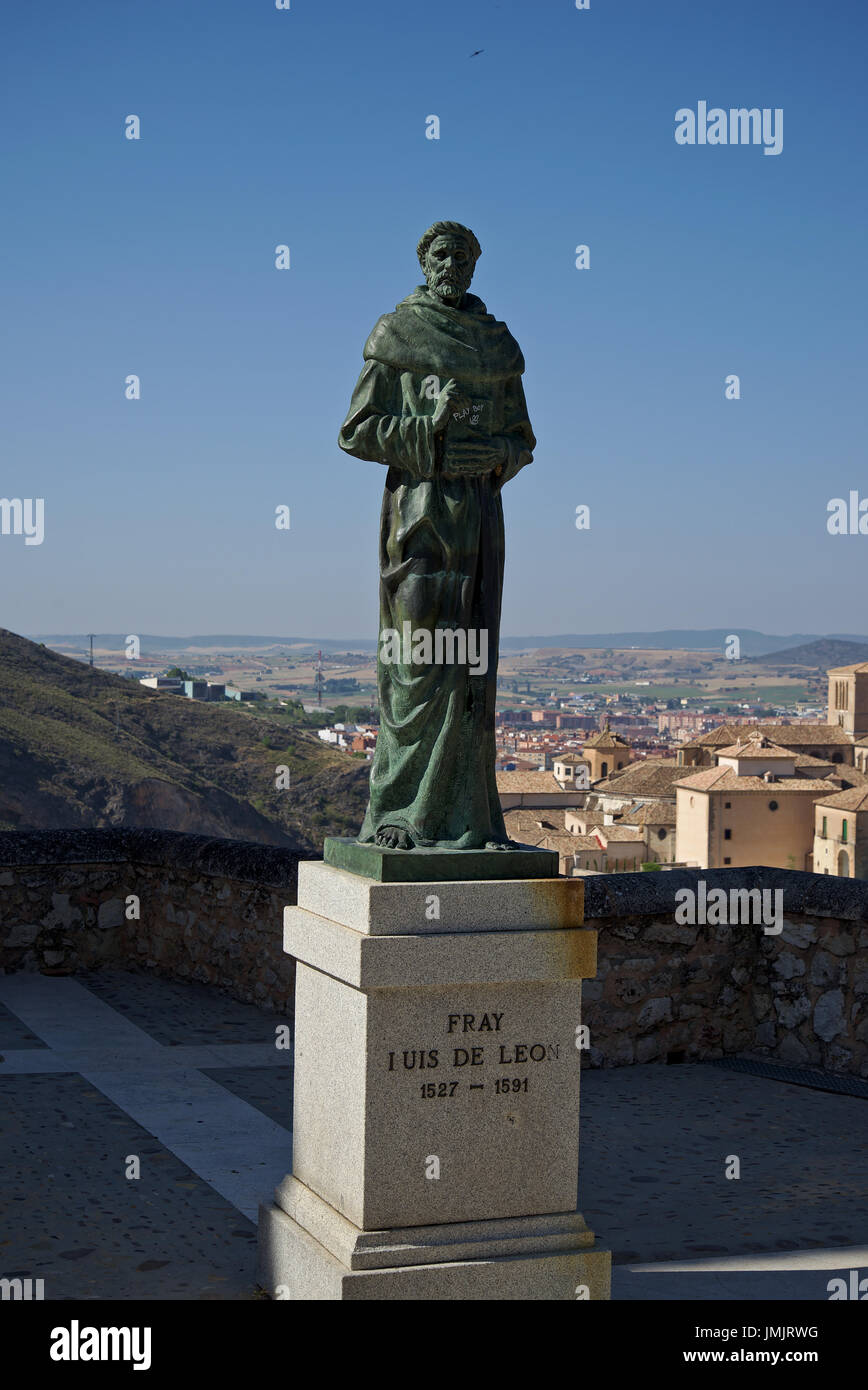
416, 221, 482, 269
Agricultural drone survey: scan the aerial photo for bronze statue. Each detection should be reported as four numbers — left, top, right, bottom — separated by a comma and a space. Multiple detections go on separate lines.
339, 223, 535, 850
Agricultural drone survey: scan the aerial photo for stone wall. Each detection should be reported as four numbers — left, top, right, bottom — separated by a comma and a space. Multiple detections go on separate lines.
1, 833, 865, 1075
582, 869, 868, 1077
0, 829, 299, 1013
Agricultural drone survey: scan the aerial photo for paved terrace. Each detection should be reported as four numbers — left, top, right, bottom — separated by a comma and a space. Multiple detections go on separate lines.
1, 968, 866, 1301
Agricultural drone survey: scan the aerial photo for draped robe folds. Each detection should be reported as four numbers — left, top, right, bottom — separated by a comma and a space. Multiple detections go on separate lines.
338, 285, 535, 849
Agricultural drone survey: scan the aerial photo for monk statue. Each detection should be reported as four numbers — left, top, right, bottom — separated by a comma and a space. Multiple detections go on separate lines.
338, 222, 535, 851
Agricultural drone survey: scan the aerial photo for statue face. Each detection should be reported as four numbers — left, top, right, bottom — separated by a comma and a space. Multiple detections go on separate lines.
423, 235, 475, 305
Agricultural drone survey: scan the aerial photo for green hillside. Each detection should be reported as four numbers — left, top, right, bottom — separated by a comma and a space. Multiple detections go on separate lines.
0, 629, 367, 850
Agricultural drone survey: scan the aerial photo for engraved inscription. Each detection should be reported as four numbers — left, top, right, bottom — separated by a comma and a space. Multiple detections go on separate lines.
386, 1013, 566, 1099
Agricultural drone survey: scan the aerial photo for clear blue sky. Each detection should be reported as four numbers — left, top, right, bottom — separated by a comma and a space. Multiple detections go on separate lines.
2, 0, 866, 641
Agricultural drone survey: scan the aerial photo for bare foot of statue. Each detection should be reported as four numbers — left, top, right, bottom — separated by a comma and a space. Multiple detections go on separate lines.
375, 825, 415, 850
485, 838, 519, 851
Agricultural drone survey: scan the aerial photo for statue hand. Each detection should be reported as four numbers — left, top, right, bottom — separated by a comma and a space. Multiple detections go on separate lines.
432, 378, 472, 434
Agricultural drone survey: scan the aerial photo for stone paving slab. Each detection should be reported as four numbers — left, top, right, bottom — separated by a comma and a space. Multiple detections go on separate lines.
614, 1246, 868, 1301
0, 1043, 294, 1074
201, 1066, 294, 1131
0, 999, 46, 1051
578, 1064, 867, 1265
78, 969, 284, 1047
0, 1073, 259, 1300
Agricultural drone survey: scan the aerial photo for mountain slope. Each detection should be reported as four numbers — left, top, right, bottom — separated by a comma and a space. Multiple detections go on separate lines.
746, 638, 868, 668
0, 629, 367, 849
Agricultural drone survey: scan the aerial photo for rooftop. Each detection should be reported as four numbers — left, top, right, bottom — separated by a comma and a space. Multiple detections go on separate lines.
584, 721, 632, 750
694, 722, 853, 748
717, 737, 797, 759
594, 760, 685, 797
813, 786, 868, 811
495, 770, 564, 794
676, 767, 835, 793
594, 824, 645, 843
619, 801, 677, 827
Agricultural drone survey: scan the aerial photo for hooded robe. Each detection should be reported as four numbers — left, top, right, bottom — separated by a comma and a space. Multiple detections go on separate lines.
338, 285, 535, 848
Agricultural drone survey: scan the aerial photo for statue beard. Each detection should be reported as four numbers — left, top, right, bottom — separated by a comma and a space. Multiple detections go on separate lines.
427, 267, 474, 304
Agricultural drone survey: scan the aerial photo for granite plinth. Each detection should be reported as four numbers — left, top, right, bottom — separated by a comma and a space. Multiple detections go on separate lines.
258, 1183, 611, 1300
271, 1175, 596, 1267
258, 861, 611, 1299
297, 861, 584, 935
323, 836, 558, 882
291, 960, 585, 1228
284, 907, 596, 988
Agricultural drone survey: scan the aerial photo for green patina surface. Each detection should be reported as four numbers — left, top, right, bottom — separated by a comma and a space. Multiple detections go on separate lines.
324, 836, 557, 883
338, 221, 535, 855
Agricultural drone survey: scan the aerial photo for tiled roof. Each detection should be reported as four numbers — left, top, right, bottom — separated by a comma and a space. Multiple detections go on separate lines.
743, 723, 853, 746
827, 663, 868, 675
503, 809, 564, 842
694, 724, 742, 746
594, 760, 683, 796
693, 722, 853, 750
822, 767, 868, 788
676, 768, 836, 793
541, 833, 602, 853
565, 817, 608, 832
812, 787, 868, 811
595, 825, 645, 843
621, 802, 677, 826
496, 772, 563, 793
717, 738, 797, 759
584, 723, 631, 749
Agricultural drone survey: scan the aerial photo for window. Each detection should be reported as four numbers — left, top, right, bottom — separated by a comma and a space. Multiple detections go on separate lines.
601, 761, 608, 777
768, 800, 779, 811
657, 828, 667, 840
842, 819, 848, 843
724, 801, 731, 809
724, 829, 731, 840
822, 816, 827, 837
723, 857, 731, 865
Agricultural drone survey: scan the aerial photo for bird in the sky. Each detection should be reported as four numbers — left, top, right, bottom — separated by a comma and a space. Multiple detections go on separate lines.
469, 49, 484, 57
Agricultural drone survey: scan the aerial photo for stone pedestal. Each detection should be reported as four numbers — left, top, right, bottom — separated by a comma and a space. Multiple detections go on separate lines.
257, 860, 611, 1300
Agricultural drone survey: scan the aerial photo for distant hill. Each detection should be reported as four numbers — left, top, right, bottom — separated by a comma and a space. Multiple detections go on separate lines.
747, 638, 868, 668
0, 629, 367, 848
30, 633, 373, 655
33, 629, 868, 658
498, 630, 868, 656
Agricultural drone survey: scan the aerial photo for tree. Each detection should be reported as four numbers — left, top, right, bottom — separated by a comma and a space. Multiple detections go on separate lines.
165, 666, 192, 680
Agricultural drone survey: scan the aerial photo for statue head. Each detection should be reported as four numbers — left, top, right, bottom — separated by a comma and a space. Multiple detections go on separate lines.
417, 221, 481, 306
